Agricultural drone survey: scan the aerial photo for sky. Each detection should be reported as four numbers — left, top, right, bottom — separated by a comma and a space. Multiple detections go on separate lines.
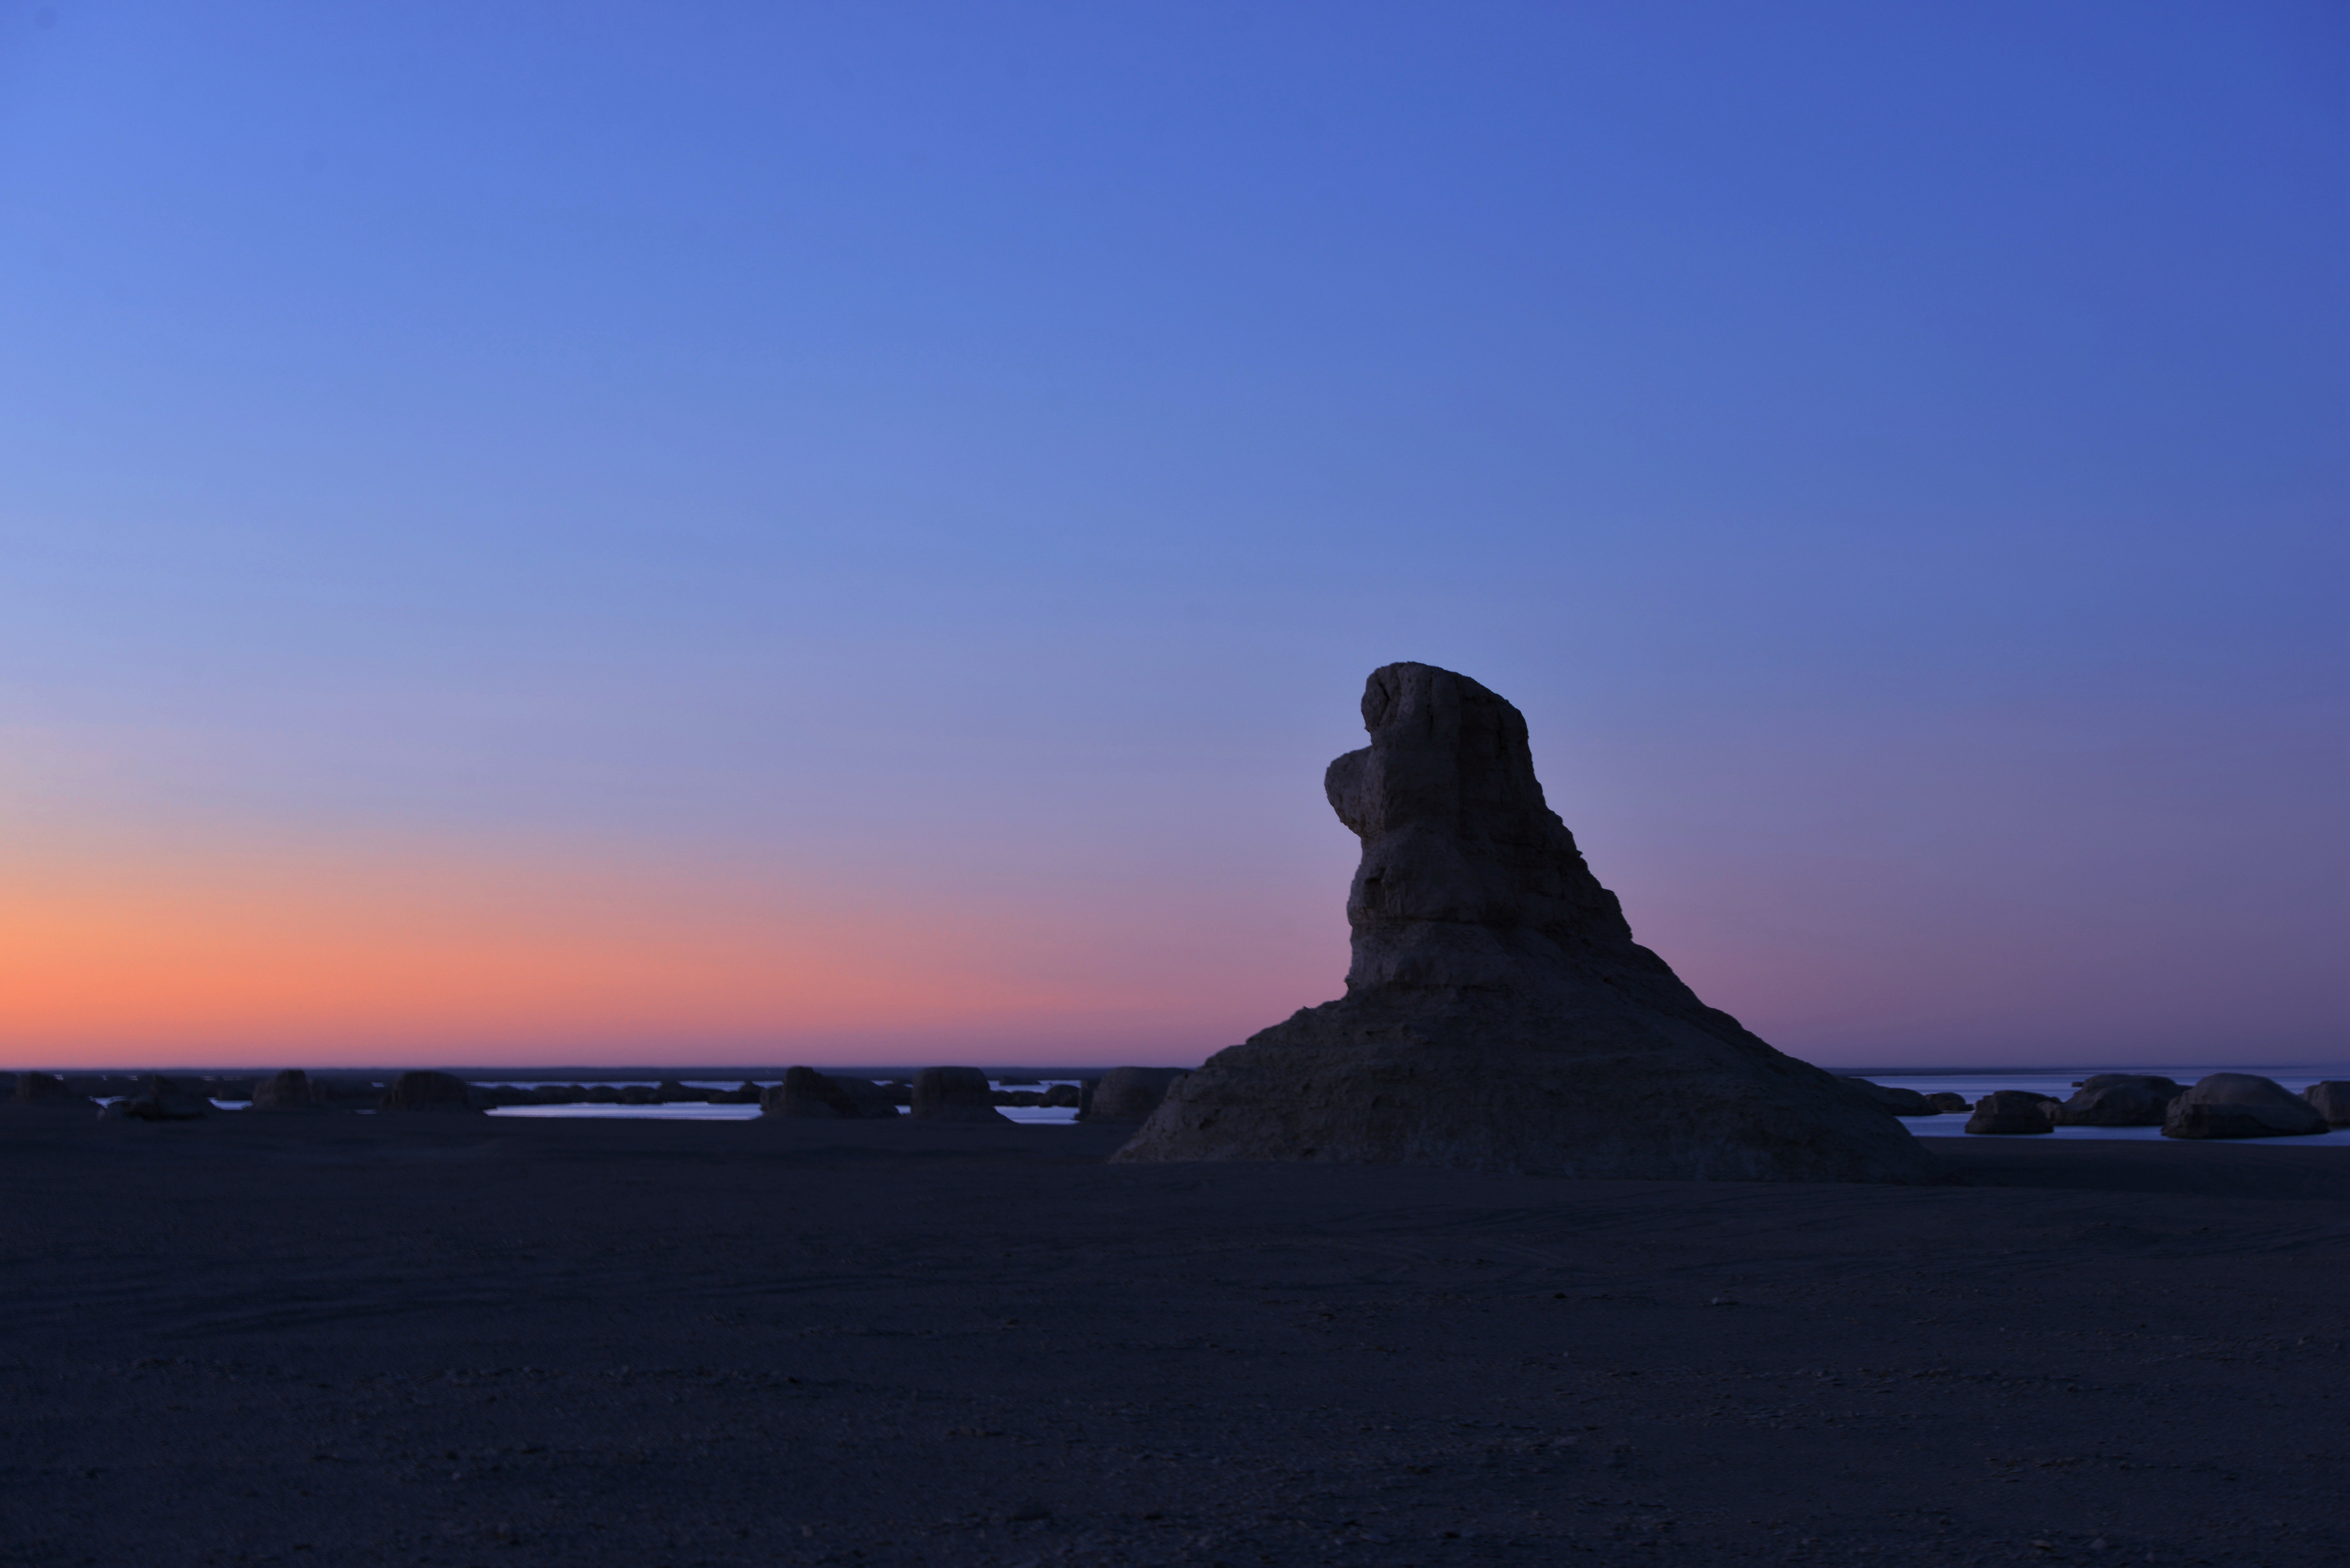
1, 1, 2343, 1070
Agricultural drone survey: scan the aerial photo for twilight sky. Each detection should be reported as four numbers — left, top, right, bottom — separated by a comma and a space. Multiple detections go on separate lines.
2, 1, 2342, 1070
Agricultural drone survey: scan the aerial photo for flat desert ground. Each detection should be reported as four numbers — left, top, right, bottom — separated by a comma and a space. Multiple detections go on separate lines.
1, 1111, 2343, 1568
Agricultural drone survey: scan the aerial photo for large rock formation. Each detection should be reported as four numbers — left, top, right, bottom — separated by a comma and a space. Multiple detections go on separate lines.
2304, 1081, 2350, 1127
1113, 663, 1939, 1182
2162, 1074, 2327, 1139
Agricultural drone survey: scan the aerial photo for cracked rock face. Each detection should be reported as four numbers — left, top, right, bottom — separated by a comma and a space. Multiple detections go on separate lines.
1113, 662, 1939, 1183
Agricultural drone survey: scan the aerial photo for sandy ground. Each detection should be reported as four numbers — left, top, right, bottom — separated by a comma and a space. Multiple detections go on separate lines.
0, 1110, 2342, 1568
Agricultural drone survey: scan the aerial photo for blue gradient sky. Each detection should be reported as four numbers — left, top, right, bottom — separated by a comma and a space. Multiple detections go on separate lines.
2, 1, 2342, 1067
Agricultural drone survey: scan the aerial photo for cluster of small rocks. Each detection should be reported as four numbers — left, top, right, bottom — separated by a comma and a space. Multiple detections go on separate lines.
757, 1066, 1158, 1122
1959, 1073, 2347, 1138
19, 1058, 2340, 1144
8, 1067, 1146, 1120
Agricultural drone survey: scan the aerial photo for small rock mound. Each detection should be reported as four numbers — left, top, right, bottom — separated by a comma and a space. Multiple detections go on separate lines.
2303, 1082, 2350, 1127
1078, 1068, 1190, 1123
2162, 1074, 2326, 1139
910, 1067, 1011, 1123
378, 1071, 485, 1112
2079, 1073, 2185, 1098
12, 1071, 81, 1105
2051, 1077, 2177, 1127
1842, 1079, 1942, 1116
1963, 1091, 2055, 1135
762, 1067, 900, 1119
106, 1074, 213, 1121
250, 1070, 322, 1110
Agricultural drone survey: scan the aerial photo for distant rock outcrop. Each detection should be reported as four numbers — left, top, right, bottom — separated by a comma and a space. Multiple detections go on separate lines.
1963, 1091, 2056, 1135
1112, 663, 1939, 1183
909, 1067, 1012, 1123
2077, 1073, 2184, 1099
378, 1071, 484, 1112
106, 1074, 213, 1121
12, 1071, 80, 1105
1926, 1092, 1971, 1113
1842, 1079, 1942, 1116
2052, 1080, 2174, 1127
2304, 1082, 2350, 1127
763, 1067, 901, 1119
2162, 1074, 2326, 1139
1078, 1068, 1190, 1123
312, 1079, 385, 1110
250, 1070, 322, 1110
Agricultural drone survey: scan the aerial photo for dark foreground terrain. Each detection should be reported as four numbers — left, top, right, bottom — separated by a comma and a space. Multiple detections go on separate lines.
1, 1112, 2342, 1568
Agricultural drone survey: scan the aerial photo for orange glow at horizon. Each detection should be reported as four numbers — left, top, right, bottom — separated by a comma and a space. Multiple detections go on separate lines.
0, 822, 1190, 1066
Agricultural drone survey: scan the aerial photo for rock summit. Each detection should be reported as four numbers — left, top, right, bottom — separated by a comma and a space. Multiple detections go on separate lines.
1114, 662, 1938, 1183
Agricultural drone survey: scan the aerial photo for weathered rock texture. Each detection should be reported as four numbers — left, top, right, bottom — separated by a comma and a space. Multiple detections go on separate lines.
763, 1067, 900, 1119
2303, 1082, 2350, 1126
910, 1067, 1012, 1123
1079, 1068, 1190, 1123
378, 1071, 484, 1113
1964, 1091, 2056, 1135
1114, 663, 1939, 1183
2162, 1074, 2326, 1140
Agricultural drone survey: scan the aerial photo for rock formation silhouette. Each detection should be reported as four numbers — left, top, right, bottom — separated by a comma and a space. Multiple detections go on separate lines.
1114, 662, 1939, 1182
